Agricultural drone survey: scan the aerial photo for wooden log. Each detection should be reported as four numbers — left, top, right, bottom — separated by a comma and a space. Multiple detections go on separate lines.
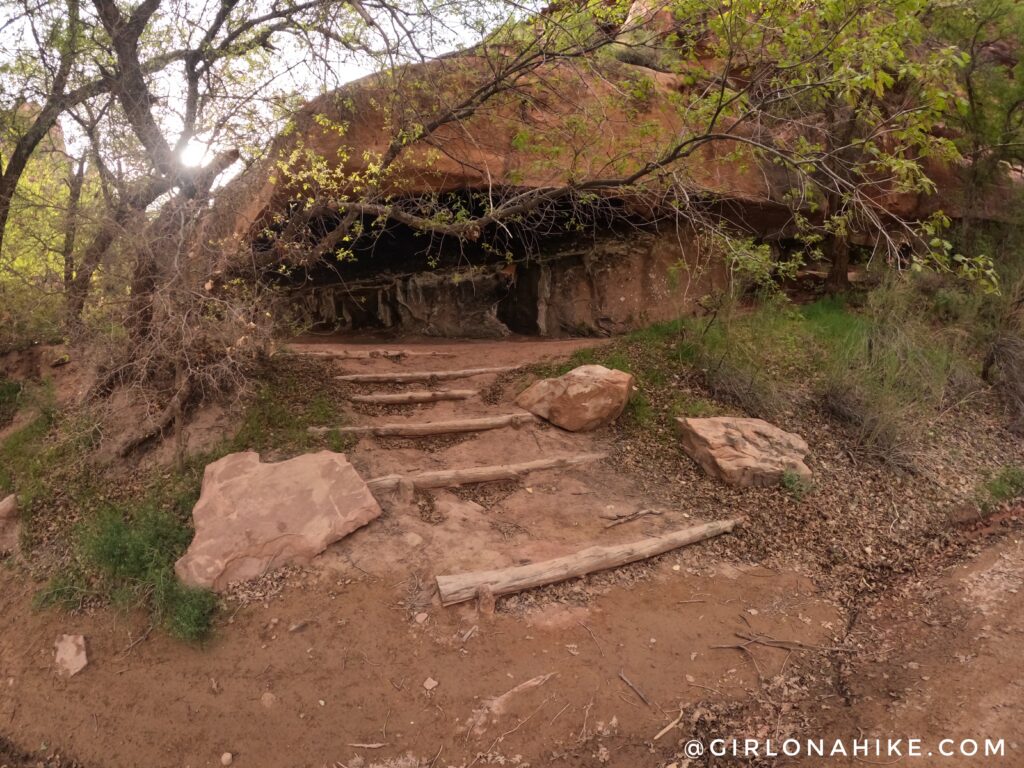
284, 346, 456, 359
335, 366, 515, 383
367, 453, 605, 494
350, 389, 477, 404
308, 413, 536, 437
435, 518, 741, 606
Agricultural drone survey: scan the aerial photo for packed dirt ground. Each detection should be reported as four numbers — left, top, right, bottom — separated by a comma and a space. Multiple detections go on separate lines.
1, 334, 1022, 767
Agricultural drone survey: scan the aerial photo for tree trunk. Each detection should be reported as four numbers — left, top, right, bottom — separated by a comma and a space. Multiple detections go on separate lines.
62, 158, 86, 290
349, 389, 477, 404
825, 233, 850, 293
335, 366, 516, 383
308, 413, 536, 437
436, 518, 742, 605
366, 453, 606, 493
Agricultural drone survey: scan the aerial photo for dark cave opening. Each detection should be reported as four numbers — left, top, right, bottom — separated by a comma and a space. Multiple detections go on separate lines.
259, 190, 649, 336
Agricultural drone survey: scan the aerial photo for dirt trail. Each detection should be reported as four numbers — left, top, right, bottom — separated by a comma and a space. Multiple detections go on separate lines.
0, 554, 840, 767
807, 535, 1024, 768
1, 336, 1022, 767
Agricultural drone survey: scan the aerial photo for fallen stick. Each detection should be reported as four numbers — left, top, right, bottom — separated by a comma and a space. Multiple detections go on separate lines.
436, 518, 741, 606
618, 671, 652, 707
350, 389, 477, 404
367, 453, 606, 494
654, 710, 684, 741
731, 631, 854, 654
336, 366, 515, 383
308, 413, 535, 437
602, 508, 663, 528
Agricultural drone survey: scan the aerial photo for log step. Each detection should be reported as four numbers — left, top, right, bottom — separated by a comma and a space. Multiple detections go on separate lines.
336, 366, 516, 383
350, 389, 477, 404
436, 518, 742, 606
308, 413, 536, 437
367, 453, 606, 493
285, 346, 456, 359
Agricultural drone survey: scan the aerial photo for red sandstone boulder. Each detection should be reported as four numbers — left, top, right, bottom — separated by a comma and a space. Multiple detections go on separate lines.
516, 365, 633, 431
175, 451, 382, 591
676, 416, 811, 487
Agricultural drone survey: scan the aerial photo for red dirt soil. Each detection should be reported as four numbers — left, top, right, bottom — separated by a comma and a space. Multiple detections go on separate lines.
2, 338, 1023, 767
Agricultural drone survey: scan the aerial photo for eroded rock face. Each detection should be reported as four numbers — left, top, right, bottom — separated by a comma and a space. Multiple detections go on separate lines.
0, 494, 18, 555
175, 451, 382, 591
676, 417, 811, 487
516, 365, 633, 432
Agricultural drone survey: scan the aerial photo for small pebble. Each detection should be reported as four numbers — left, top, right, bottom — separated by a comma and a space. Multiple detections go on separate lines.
221, 753, 233, 766
423, 677, 439, 691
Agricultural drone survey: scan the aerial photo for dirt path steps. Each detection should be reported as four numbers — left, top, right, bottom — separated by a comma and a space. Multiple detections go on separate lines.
11, 335, 1006, 768
299, 337, 702, 590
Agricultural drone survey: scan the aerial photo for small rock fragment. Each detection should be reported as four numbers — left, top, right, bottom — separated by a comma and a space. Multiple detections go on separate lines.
221, 752, 233, 766
54, 634, 88, 678
260, 692, 278, 708
414, 612, 428, 624
423, 677, 439, 691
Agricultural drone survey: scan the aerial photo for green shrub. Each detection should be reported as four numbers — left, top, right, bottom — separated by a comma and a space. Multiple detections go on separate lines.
0, 410, 56, 498
153, 572, 218, 642
979, 464, 1024, 511
625, 392, 654, 427
231, 361, 352, 455
0, 378, 21, 427
816, 280, 975, 467
670, 393, 719, 418
781, 469, 814, 500
62, 504, 216, 641
80, 506, 191, 581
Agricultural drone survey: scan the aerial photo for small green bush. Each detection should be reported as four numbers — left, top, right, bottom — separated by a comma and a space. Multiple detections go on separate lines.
625, 392, 654, 427
0, 410, 56, 497
781, 469, 814, 500
80, 506, 191, 580
0, 378, 21, 427
816, 280, 975, 467
230, 362, 352, 455
67, 505, 216, 641
979, 464, 1024, 511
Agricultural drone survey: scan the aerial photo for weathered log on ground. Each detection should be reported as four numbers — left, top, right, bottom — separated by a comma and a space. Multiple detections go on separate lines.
367, 453, 605, 493
336, 366, 515, 383
435, 518, 742, 606
285, 346, 456, 359
308, 413, 536, 437
350, 389, 477, 404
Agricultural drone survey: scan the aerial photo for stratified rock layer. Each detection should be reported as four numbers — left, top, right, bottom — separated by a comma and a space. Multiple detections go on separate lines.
676, 417, 811, 487
516, 365, 633, 432
175, 451, 382, 591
